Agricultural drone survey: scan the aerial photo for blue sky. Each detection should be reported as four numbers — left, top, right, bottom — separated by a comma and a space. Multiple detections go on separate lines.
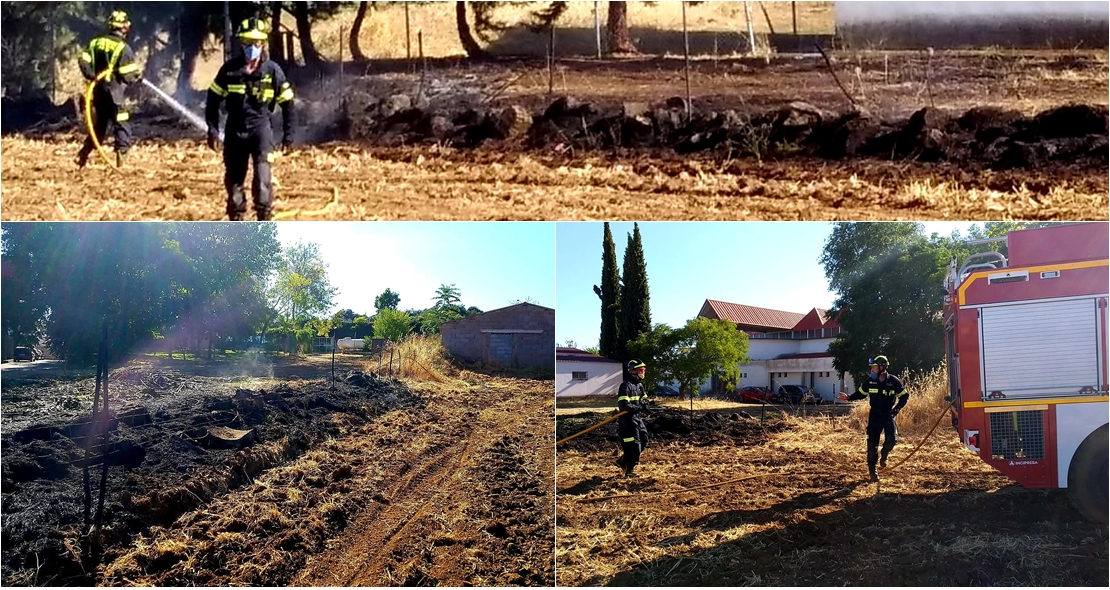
555, 221, 983, 349
276, 222, 554, 315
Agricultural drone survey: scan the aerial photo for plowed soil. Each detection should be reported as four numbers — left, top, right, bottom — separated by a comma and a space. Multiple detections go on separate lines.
2, 50, 1106, 221
1, 356, 554, 586
555, 406, 1108, 586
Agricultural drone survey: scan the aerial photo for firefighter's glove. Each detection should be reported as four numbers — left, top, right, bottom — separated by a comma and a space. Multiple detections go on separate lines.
206, 129, 220, 151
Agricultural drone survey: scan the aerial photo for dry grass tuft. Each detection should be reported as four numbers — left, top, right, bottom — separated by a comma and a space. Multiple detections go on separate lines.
389, 334, 470, 389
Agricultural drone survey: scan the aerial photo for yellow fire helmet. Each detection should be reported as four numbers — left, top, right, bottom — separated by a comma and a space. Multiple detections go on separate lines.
108, 10, 131, 31
237, 17, 268, 42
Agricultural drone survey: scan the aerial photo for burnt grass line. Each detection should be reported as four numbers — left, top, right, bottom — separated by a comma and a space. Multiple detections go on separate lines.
0, 370, 420, 586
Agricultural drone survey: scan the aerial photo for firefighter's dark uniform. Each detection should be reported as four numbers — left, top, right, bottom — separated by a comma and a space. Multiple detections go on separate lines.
616, 377, 650, 475
848, 373, 908, 473
205, 57, 295, 221
77, 32, 141, 164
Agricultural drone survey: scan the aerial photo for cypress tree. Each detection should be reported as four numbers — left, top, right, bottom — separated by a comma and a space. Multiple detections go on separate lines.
599, 222, 622, 360
618, 223, 651, 363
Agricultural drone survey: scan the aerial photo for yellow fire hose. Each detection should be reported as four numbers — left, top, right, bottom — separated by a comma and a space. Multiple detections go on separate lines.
556, 411, 628, 446
885, 397, 958, 473
83, 69, 117, 170
567, 399, 961, 503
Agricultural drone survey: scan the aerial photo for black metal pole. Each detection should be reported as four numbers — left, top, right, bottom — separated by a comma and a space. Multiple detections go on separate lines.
682, 2, 691, 120
405, 2, 412, 60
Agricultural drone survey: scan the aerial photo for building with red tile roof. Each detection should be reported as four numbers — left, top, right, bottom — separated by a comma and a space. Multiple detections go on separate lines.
696, 299, 854, 401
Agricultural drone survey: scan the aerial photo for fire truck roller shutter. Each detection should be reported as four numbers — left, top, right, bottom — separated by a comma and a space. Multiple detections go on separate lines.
979, 298, 1102, 398
1066, 424, 1108, 524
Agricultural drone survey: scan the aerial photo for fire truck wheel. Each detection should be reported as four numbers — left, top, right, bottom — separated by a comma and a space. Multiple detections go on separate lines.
1067, 424, 1108, 525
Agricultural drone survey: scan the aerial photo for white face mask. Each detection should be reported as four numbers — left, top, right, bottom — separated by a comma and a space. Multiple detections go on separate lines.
244, 45, 262, 61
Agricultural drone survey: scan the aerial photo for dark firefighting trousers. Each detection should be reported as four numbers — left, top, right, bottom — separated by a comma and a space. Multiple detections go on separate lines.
866, 411, 897, 468
223, 125, 274, 221
617, 414, 650, 470
79, 88, 131, 157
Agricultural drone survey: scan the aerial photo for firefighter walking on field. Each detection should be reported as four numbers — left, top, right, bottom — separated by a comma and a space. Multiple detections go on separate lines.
205, 17, 295, 221
615, 359, 651, 478
76, 10, 142, 168
842, 355, 909, 482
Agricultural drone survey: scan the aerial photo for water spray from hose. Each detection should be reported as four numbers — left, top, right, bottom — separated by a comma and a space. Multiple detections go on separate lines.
141, 79, 223, 142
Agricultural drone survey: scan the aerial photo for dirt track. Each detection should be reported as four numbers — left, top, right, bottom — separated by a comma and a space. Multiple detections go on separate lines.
555, 407, 1108, 586
1, 357, 554, 586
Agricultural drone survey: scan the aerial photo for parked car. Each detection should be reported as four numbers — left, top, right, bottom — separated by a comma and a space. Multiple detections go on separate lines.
737, 385, 776, 403
653, 384, 681, 397
12, 346, 38, 362
777, 384, 821, 404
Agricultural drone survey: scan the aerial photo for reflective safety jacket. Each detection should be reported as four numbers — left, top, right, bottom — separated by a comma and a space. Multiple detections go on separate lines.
617, 379, 648, 416
206, 56, 295, 137
78, 33, 141, 104
848, 373, 908, 415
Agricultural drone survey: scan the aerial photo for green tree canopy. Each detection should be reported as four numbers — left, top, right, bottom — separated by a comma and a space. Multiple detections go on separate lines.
271, 240, 337, 328
374, 307, 412, 342
820, 222, 1056, 383
629, 318, 749, 397
599, 221, 622, 360
433, 284, 463, 309
374, 288, 401, 312
618, 223, 651, 363
1, 222, 280, 362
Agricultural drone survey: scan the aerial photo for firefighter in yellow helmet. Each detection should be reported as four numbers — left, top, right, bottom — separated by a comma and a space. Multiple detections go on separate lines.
76, 10, 142, 168
842, 355, 908, 482
205, 17, 295, 221
615, 359, 651, 478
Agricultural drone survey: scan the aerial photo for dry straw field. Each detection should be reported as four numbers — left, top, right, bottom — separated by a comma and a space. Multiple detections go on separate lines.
555, 367, 1108, 586
2, 2, 1106, 220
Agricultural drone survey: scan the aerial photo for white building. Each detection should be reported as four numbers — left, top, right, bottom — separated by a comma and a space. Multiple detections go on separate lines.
555, 348, 623, 398
697, 299, 856, 401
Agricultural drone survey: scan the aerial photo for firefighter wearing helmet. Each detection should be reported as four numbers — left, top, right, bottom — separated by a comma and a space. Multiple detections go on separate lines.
76, 10, 142, 168
205, 17, 295, 221
615, 358, 651, 478
842, 354, 909, 482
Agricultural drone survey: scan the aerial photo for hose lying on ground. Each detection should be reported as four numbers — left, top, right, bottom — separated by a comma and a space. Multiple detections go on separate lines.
557, 411, 627, 446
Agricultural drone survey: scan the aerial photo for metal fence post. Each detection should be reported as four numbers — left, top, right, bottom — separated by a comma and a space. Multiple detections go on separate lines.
682, 1, 691, 120
594, 1, 602, 58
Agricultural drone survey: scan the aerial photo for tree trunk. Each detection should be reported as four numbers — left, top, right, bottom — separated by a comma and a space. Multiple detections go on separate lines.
293, 2, 323, 68
607, 1, 636, 54
174, 3, 214, 93
350, 1, 369, 62
455, 2, 487, 58
269, 1, 284, 64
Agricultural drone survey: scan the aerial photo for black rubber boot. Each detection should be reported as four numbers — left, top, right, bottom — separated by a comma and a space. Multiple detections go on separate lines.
76, 146, 92, 168
879, 450, 889, 469
624, 466, 637, 478
869, 465, 879, 482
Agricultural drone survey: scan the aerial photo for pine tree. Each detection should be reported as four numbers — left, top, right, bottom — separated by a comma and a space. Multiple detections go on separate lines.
599, 222, 621, 359
618, 223, 651, 363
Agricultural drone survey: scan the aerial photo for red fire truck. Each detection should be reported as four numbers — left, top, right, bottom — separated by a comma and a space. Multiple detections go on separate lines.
943, 222, 1108, 524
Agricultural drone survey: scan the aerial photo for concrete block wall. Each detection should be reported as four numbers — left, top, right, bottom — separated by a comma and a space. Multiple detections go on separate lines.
440, 303, 555, 368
